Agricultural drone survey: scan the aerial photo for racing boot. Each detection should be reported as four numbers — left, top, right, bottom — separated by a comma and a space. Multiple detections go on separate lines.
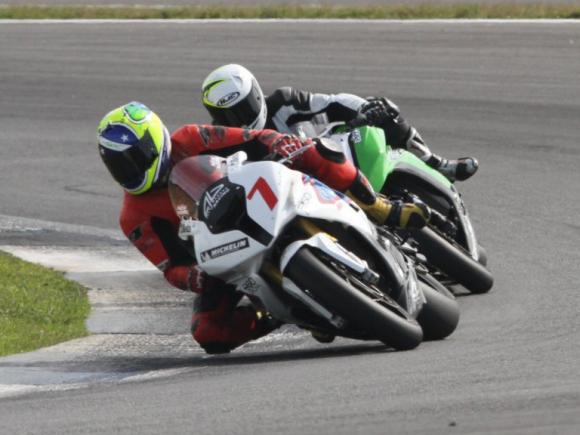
197, 309, 281, 355
347, 170, 430, 229
252, 310, 282, 340
310, 330, 336, 344
192, 285, 281, 355
426, 155, 479, 182
404, 126, 479, 182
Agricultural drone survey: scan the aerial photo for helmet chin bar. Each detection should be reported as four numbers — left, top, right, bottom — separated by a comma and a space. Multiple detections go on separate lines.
248, 102, 267, 130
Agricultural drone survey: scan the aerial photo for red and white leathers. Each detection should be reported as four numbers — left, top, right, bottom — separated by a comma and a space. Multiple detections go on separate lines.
119, 125, 361, 354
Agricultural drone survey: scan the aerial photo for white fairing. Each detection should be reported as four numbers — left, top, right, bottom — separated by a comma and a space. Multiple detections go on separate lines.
181, 157, 373, 284
327, 131, 355, 165
194, 225, 267, 282
229, 161, 374, 240
176, 154, 426, 325
280, 233, 369, 275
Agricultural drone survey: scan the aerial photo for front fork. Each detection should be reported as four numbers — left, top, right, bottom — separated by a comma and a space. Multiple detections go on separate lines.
401, 191, 458, 238
279, 219, 379, 286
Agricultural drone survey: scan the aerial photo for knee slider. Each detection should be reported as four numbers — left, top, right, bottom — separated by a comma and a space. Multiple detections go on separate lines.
191, 320, 235, 354
200, 343, 235, 355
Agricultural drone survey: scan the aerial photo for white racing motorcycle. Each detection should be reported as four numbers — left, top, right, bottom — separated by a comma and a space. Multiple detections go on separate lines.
169, 152, 460, 351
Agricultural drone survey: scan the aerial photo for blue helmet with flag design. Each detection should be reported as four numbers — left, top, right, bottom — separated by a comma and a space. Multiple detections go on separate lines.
97, 102, 172, 195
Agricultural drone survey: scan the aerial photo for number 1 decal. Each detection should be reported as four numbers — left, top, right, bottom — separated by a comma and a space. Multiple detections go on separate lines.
247, 177, 278, 210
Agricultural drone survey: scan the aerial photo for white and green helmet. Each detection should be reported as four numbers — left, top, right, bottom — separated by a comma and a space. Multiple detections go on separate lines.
201, 64, 267, 130
97, 102, 172, 195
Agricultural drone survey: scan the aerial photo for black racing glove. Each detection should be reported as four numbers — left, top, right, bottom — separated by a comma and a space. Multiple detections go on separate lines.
358, 97, 399, 127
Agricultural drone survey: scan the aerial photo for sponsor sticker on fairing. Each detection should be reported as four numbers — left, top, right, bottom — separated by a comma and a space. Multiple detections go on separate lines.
350, 129, 362, 144
240, 276, 260, 295
200, 237, 249, 262
203, 184, 231, 217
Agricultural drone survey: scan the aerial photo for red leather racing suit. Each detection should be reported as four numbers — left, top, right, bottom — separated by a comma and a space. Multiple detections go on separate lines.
119, 125, 358, 354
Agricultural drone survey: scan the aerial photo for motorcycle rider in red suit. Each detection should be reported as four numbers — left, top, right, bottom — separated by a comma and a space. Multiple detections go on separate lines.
97, 102, 430, 354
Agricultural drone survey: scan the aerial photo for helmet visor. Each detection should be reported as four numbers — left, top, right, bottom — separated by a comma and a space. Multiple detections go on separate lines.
206, 81, 263, 128
101, 129, 159, 188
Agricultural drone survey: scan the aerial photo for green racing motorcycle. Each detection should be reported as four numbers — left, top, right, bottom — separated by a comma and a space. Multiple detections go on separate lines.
291, 120, 494, 294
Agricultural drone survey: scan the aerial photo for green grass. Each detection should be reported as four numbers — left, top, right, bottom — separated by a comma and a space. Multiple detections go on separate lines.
0, 4, 579, 20
0, 251, 90, 357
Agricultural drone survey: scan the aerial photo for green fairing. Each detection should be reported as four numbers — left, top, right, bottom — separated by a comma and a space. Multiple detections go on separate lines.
351, 126, 452, 191
349, 126, 388, 191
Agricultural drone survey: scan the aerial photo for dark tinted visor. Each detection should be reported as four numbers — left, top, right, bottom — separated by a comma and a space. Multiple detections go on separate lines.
207, 81, 262, 128
102, 129, 159, 187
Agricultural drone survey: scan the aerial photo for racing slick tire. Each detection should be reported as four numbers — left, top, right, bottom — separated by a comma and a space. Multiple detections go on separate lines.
411, 227, 494, 294
285, 247, 423, 351
416, 274, 460, 341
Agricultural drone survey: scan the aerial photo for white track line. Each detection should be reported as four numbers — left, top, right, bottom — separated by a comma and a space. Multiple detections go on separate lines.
1, 245, 154, 273
0, 213, 124, 240
1, 19, 580, 24
0, 367, 198, 399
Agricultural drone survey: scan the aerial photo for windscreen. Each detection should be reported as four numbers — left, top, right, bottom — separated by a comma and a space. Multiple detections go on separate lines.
168, 155, 227, 219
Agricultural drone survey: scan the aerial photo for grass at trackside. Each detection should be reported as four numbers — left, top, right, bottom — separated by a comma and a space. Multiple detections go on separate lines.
0, 4, 579, 20
0, 251, 90, 357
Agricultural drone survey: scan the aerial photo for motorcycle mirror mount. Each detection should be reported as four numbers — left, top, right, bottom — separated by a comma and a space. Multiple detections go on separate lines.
178, 218, 204, 241
226, 151, 248, 172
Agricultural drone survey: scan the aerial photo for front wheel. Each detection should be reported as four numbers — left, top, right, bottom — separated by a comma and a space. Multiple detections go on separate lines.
411, 227, 494, 294
284, 247, 423, 351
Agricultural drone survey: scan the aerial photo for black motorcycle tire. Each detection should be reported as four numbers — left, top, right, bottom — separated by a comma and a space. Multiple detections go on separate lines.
384, 176, 493, 293
416, 274, 460, 341
477, 244, 488, 267
411, 227, 494, 294
285, 247, 423, 351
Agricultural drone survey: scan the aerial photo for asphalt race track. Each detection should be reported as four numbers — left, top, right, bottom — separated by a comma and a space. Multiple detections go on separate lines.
0, 20, 579, 434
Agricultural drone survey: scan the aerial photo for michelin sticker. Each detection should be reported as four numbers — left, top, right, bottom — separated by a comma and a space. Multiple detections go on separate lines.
200, 237, 249, 262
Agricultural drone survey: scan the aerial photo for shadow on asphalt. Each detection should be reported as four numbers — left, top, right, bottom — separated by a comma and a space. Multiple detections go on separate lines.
200, 342, 392, 366
0, 343, 391, 375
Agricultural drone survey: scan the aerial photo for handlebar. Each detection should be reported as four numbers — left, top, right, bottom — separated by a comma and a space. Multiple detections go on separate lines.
265, 141, 316, 166
345, 114, 369, 130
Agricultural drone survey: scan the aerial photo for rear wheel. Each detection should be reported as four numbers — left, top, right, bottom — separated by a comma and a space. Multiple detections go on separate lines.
416, 274, 460, 341
477, 244, 488, 267
285, 247, 423, 351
